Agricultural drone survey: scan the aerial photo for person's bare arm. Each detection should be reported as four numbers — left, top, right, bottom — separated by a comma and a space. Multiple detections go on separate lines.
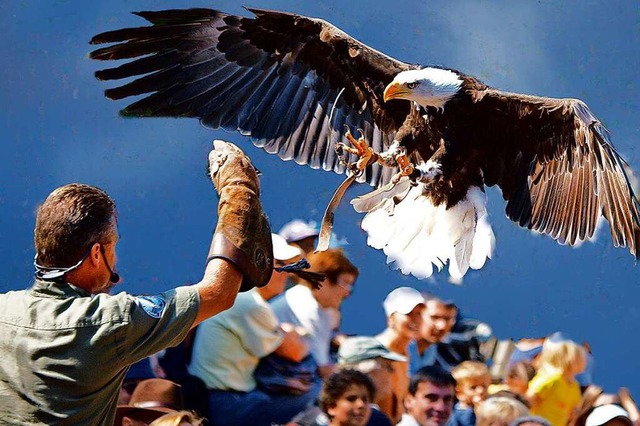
526, 389, 541, 411
619, 388, 640, 426
192, 258, 242, 327
273, 329, 309, 362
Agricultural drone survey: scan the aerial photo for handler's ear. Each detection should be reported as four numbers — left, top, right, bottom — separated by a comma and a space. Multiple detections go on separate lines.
87, 242, 102, 267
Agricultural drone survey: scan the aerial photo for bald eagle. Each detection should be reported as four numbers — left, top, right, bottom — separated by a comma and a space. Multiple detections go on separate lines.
90, 7, 640, 279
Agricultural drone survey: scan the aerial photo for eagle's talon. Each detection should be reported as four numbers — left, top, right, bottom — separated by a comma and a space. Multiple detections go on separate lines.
396, 153, 415, 176
340, 128, 379, 171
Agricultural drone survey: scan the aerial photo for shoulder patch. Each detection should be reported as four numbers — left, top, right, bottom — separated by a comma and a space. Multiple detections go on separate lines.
135, 295, 166, 319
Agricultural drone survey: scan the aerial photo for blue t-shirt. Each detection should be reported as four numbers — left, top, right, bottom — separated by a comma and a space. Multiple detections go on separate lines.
447, 403, 476, 426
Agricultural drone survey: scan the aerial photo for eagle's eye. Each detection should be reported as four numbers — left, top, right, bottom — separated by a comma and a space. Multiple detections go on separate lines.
407, 82, 419, 89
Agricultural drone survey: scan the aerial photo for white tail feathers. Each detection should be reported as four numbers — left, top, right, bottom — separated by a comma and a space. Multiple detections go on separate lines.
357, 184, 495, 280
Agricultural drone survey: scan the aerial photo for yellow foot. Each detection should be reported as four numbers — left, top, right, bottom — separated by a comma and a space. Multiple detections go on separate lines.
336, 128, 379, 172
390, 153, 415, 184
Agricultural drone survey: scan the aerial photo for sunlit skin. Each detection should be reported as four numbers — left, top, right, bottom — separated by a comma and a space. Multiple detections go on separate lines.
365, 358, 394, 413
418, 301, 457, 350
390, 304, 425, 341
566, 356, 586, 378
405, 382, 455, 426
505, 376, 529, 396
327, 384, 372, 426
456, 375, 491, 409
374, 303, 425, 424
65, 220, 120, 295
97, 236, 119, 293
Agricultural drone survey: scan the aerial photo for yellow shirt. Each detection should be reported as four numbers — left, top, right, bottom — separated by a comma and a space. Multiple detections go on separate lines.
529, 369, 581, 426
488, 383, 510, 394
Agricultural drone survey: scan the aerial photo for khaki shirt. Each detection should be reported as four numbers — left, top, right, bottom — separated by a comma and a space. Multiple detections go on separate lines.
0, 280, 199, 425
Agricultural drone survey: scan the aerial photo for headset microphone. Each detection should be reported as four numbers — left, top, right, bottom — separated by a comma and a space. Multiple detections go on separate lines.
35, 243, 121, 284
100, 246, 120, 284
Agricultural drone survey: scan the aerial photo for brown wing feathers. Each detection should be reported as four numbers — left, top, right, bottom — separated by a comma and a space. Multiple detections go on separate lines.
89, 8, 410, 187
483, 93, 640, 257
90, 8, 640, 261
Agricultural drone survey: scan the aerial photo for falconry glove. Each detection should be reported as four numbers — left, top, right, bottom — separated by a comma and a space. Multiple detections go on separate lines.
208, 140, 273, 291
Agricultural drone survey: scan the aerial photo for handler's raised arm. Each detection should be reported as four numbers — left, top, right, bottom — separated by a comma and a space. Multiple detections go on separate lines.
193, 140, 273, 326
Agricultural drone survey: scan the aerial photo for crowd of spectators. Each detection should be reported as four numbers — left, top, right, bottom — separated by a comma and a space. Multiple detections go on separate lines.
8, 146, 636, 426
3, 170, 632, 426
114, 219, 640, 426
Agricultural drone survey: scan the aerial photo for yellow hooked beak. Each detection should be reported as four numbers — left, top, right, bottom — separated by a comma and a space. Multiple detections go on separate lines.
383, 81, 408, 102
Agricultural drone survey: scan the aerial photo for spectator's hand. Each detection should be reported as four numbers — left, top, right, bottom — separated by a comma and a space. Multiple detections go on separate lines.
332, 332, 349, 346
281, 322, 309, 337
274, 329, 309, 362
619, 387, 640, 426
317, 364, 336, 379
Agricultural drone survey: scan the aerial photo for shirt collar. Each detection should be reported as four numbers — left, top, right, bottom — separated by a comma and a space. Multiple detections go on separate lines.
31, 279, 92, 298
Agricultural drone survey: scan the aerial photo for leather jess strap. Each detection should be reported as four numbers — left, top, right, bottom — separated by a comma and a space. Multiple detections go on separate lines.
316, 173, 358, 253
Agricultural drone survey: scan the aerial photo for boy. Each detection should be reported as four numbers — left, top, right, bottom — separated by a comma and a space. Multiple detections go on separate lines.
449, 361, 492, 426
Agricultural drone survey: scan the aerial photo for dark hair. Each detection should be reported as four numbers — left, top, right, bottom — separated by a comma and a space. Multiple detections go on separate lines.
35, 183, 116, 267
319, 369, 375, 416
408, 365, 456, 396
507, 361, 536, 382
303, 248, 359, 286
423, 293, 458, 310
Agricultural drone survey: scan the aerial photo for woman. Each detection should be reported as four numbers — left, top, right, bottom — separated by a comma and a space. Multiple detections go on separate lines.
271, 248, 359, 378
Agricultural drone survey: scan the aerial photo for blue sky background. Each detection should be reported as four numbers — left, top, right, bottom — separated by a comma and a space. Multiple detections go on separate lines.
1, 1, 638, 395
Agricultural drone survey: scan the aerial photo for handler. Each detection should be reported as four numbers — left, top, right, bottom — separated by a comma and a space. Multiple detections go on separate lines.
0, 140, 273, 425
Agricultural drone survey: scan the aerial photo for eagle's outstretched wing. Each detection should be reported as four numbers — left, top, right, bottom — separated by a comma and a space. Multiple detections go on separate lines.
475, 89, 640, 256
90, 8, 418, 187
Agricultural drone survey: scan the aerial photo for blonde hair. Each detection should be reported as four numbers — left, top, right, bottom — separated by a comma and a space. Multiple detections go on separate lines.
537, 339, 586, 374
476, 396, 530, 426
452, 361, 490, 385
148, 411, 203, 426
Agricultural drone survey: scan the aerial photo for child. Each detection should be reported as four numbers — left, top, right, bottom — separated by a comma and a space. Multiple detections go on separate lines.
319, 369, 376, 426
489, 361, 536, 397
526, 338, 586, 426
449, 361, 492, 426
475, 396, 530, 426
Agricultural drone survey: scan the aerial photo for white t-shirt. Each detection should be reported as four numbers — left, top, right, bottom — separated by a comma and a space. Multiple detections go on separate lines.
270, 285, 335, 366
396, 414, 421, 426
188, 289, 282, 392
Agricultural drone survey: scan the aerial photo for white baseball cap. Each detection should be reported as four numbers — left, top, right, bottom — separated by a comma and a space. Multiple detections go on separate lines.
585, 405, 632, 426
278, 220, 319, 243
383, 287, 425, 317
271, 233, 303, 261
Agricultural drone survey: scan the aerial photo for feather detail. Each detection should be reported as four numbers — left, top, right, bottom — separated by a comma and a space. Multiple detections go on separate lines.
359, 185, 494, 280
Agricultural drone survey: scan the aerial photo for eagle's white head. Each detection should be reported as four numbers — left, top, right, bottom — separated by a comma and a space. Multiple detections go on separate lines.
383, 67, 462, 109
